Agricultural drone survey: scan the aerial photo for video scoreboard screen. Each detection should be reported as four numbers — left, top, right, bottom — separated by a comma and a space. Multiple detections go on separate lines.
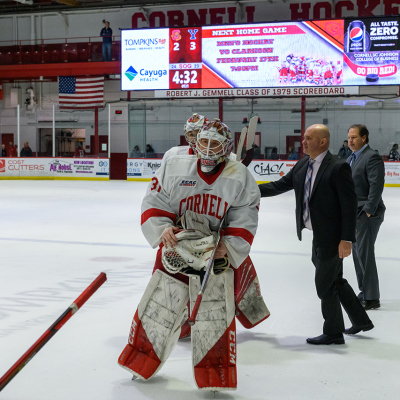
121, 16, 400, 91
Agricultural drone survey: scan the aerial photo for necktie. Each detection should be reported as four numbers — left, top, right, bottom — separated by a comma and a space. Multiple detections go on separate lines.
349, 152, 356, 166
303, 159, 315, 224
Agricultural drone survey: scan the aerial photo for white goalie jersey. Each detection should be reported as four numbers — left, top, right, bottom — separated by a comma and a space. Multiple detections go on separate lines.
141, 155, 260, 268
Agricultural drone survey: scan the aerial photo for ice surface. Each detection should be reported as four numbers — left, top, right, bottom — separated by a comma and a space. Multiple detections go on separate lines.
0, 180, 399, 400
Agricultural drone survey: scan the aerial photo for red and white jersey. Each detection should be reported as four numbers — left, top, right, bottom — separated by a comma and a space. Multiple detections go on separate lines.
141, 155, 260, 268
163, 146, 237, 162
162, 146, 195, 162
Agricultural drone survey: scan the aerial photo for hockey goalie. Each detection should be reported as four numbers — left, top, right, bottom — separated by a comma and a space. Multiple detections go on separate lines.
118, 119, 268, 391
164, 113, 270, 338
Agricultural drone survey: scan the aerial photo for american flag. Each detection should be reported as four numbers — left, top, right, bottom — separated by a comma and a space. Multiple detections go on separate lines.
58, 76, 104, 109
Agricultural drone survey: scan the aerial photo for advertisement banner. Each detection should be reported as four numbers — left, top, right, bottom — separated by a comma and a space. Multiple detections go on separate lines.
344, 16, 400, 85
121, 29, 170, 91
127, 158, 399, 186
127, 158, 162, 180
0, 158, 109, 180
384, 162, 400, 185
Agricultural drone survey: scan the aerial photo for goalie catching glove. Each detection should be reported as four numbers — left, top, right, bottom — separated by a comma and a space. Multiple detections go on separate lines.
161, 210, 230, 276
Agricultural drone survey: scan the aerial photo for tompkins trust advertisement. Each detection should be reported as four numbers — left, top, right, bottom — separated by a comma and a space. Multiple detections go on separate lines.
0, 158, 109, 179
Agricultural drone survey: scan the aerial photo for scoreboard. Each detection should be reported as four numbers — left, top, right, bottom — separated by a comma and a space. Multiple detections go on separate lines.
121, 17, 400, 91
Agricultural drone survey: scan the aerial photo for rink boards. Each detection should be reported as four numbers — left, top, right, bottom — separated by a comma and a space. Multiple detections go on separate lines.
127, 158, 400, 186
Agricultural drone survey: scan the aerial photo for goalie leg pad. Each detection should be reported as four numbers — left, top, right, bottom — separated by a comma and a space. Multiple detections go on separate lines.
234, 256, 270, 329
190, 269, 237, 391
118, 269, 189, 380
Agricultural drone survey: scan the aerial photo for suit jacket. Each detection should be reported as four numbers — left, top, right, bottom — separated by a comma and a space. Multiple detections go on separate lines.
346, 145, 385, 217
259, 151, 357, 248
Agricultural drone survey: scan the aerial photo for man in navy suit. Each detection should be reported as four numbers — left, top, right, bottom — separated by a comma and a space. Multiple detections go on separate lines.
347, 124, 385, 311
259, 124, 373, 345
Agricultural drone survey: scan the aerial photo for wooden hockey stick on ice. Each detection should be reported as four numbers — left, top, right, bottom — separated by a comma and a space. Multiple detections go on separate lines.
188, 215, 226, 326
0, 272, 107, 392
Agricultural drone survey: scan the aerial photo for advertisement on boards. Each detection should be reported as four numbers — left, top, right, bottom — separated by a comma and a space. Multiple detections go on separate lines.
126, 158, 399, 186
127, 158, 162, 180
0, 158, 109, 179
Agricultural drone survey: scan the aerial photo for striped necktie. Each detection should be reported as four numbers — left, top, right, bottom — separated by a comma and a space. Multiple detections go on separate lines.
349, 152, 356, 166
303, 159, 315, 224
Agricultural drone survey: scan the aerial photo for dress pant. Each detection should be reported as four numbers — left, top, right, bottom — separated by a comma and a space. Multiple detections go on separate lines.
312, 242, 371, 335
352, 210, 383, 301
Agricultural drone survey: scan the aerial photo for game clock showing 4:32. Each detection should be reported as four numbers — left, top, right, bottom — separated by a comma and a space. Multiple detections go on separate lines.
169, 27, 202, 89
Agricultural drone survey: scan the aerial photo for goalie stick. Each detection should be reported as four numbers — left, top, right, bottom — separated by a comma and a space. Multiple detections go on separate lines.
188, 214, 227, 326
235, 126, 247, 162
0, 272, 107, 392
235, 115, 258, 167
241, 115, 258, 167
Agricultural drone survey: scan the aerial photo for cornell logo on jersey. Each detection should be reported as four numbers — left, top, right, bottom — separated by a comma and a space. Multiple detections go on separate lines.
179, 179, 197, 187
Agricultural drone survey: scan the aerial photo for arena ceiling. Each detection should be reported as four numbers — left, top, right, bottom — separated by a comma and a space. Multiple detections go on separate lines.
0, 0, 247, 15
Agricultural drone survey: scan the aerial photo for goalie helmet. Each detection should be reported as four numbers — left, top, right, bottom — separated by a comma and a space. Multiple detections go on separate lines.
196, 118, 233, 173
184, 113, 209, 149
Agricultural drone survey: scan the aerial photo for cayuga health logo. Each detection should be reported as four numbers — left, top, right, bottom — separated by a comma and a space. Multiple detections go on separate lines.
125, 66, 138, 81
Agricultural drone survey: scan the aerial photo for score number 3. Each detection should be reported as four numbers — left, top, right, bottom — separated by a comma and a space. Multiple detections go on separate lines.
172, 70, 198, 85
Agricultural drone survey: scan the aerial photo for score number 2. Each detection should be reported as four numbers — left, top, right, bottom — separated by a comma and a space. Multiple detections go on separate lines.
173, 42, 196, 51
172, 70, 198, 85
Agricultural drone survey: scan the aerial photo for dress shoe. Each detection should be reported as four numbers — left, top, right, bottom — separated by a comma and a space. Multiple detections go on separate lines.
344, 322, 374, 335
306, 333, 345, 345
363, 299, 380, 310
357, 292, 364, 301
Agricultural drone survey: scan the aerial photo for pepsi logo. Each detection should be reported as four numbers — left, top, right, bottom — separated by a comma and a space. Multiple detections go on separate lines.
350, 27, 363, 42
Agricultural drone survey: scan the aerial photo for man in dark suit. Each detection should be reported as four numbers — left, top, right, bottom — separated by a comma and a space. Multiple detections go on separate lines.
347, 124, 385, 310
259, 124, 373, 345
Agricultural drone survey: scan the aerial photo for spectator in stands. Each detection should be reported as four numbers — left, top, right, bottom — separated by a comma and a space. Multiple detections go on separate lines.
130, 145, 142, 158
389, 144, 399, 161
288, 146, 298, 160
253, 143, 260, 158
74, 142, 85, 157
20, 142, 32, 157
100, 20, 113, 62
7, 141, 17, 158
338, 140, 352, 159
270, 147, 278, 160
145, 144, 155, 158
1, 144, 7, 157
